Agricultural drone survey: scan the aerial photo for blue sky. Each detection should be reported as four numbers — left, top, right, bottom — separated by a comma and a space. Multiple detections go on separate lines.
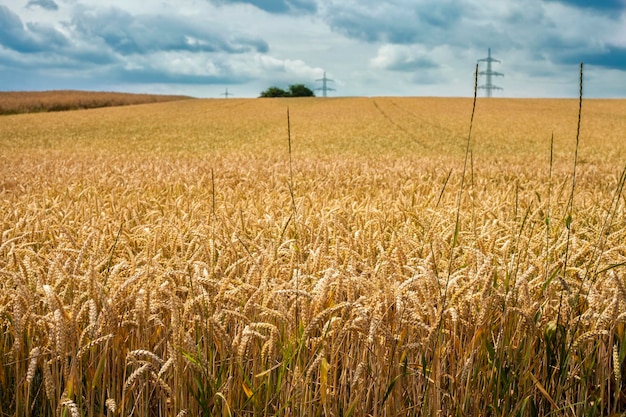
1, 0, 625, 97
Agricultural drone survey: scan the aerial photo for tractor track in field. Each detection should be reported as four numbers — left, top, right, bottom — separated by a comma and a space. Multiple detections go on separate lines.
371, 99, 430, 150
371, 98, 463, 151
386, 98, 458, 139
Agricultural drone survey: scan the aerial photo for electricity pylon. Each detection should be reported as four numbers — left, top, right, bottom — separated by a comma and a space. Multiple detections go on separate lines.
477, 48, 503, 97
220, 88, 234, 98
315, 72, 335, 97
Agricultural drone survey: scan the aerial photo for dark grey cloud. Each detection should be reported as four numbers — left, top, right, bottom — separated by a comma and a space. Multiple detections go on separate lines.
26, 0, 59, 11
26, 22, 68, 47
561, 46, 626, 70
0, 52, 245, 91
69, 7, 268, 56
323, 1, 557, 53
326, 1, 464, 44
323, 0, 626, 76
209, 0, 316, 14
543, 0, 626, 13
0, 5, 67, 52
0, 4, 271, 90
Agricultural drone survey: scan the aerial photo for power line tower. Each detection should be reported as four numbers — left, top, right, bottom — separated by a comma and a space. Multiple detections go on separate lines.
220, 88, 234, 98
477, 48, 503, 98
315, 72, 335, 97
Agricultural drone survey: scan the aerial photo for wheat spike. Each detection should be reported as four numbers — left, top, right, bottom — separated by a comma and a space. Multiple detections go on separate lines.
60, 399, 80, 417
105, 398, 117, 413
26, 347, 41, 385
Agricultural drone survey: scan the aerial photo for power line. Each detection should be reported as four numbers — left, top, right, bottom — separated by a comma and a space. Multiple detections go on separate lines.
477, 48, 503, 98
315, 72, 335, 97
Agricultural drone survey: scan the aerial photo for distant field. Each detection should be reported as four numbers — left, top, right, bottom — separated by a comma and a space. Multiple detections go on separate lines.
0, 90, 192, 115
1, 97, 625, 416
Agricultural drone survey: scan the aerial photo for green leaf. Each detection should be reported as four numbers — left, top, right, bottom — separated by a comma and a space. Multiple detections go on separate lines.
345, 399, 359, 417
92, 355, 107, 389
382, 374, 402, 405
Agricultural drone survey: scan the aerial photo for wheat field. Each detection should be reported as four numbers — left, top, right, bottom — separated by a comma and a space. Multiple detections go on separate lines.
1, 96, 626, 416
0, 91, 191, 116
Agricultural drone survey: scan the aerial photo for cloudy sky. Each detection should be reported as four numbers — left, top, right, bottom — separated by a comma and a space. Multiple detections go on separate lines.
1, 0, 625, 98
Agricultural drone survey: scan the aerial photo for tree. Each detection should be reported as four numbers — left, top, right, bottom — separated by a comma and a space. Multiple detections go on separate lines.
288, 84, 315, 97
259, 84, 316, 98
260, 86, 289, 98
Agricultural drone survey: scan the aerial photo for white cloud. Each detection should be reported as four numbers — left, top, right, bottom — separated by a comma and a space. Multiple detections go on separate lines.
127, 52, 221, 77
609, 15, 626, 47
253, 55, 321, 77
371, 45, 439, 72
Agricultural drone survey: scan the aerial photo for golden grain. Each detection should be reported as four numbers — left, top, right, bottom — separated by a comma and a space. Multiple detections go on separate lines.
124, 362, 153, 392
105, 398, 117, 413
60, 399, 80, 417
26, 347, 40, 385
2, 97, 625, 416
128, 349, 164, 366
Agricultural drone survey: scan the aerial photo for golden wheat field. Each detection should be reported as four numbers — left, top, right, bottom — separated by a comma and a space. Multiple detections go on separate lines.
1, 96, 626, 416
0, 91, 191, 116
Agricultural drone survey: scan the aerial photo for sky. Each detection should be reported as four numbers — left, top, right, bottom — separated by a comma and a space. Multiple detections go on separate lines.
1, 0, 626, 98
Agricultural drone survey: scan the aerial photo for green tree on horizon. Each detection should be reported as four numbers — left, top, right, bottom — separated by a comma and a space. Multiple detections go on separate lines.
260, 84, 315, 98
288, 84, 315, 97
